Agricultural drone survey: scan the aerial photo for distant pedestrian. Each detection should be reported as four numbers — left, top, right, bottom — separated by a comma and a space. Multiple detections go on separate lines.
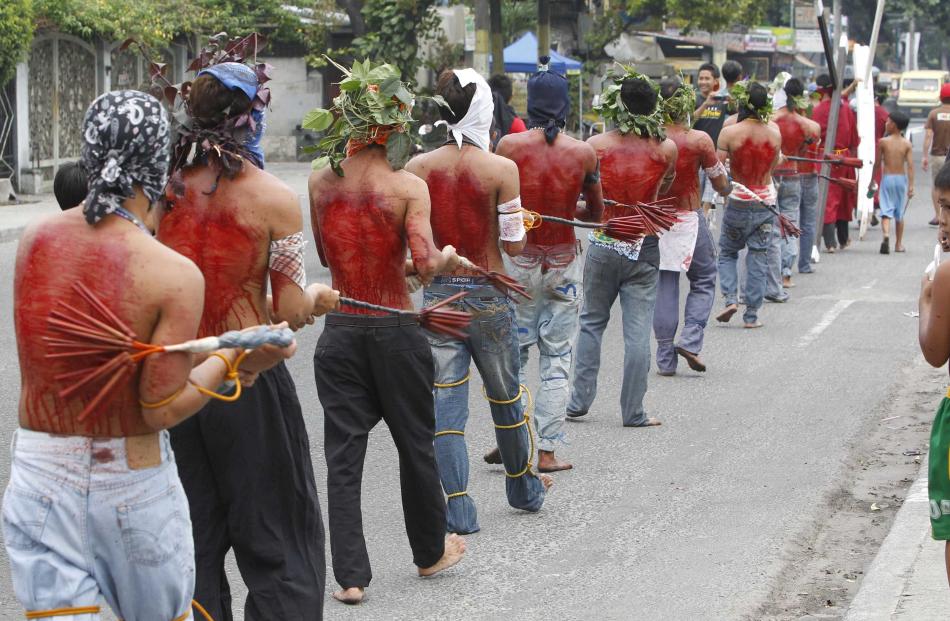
489, 73, 526, 149
923, 84, 950, 226
53, 161, 87, 210
872, 110, 914, 254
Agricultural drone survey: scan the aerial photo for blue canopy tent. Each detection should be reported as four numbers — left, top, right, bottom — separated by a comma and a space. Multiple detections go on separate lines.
500, 32, 582, 75
494, 32, 584, 130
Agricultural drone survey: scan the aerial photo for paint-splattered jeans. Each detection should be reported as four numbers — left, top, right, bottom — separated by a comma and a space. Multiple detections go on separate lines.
424, 279, 547, 535
2, 429, 194, 621
718, 200, 775, 324
503, 244, 583, 453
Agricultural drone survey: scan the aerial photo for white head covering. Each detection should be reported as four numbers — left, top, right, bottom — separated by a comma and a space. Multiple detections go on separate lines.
438, 68, 494, 152
771, 72, 792, 110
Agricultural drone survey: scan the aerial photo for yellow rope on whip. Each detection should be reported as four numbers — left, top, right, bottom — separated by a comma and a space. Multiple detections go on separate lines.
483, 384, 537, 478
521, 209, 543, 230
189, 351, 250, 403
192, 599, 214, 621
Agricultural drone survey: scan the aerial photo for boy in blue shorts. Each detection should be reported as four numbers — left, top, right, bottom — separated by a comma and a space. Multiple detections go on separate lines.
873, 110, 914, 254
920, 161, 950, 585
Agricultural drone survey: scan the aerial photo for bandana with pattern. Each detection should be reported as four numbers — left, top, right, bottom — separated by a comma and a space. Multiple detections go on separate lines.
80, 90, 170, 225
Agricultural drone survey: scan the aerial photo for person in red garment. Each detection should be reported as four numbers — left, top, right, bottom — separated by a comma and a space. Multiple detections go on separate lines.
308, 60, 466, 606
156, 62, 339, 620
652, 78, 730, 376
812, 73, 860, 252
494, 66, 605, 471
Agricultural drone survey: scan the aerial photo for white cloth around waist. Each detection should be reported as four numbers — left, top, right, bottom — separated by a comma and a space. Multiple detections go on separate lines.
658, 210, 699, 272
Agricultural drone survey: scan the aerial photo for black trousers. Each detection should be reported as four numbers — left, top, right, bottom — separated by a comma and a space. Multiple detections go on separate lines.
313, 313, 446, 589
822, 220, 849, 248
170, 362, 325, 621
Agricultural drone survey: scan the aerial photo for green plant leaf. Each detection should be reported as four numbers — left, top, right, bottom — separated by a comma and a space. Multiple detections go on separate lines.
386, 132, 412, 170
311, 155, 330, 170
301, 108, 334, 132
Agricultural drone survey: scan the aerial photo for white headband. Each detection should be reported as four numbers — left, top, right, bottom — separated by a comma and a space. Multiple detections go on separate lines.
438, 68, 493, 152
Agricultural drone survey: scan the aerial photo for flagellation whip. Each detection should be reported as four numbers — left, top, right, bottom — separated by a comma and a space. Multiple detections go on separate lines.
787, 155, 864, 169
729, 182, 802, 240
518, 196, 682, 242
338, 292, 473, 339
818, 174, 859, 193
45, 283, 296, 422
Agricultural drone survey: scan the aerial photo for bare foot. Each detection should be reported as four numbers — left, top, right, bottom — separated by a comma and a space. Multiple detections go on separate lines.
744, 321, 764, 329
895, 245, 906, 253
539, 473, 554, 490
332, 587, 365, 605
537, 450, 573, 472
716, 304, 738, 323
418, 534, 466, 577
674, 347, 706, 372
624, 417, 662, 428
483, 447, 501, 464
782, 276, 795, 288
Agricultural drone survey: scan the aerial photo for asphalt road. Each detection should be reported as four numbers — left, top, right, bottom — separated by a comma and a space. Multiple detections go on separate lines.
0, 150, 940, 619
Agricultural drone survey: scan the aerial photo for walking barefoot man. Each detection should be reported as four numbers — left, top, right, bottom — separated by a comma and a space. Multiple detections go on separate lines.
6, 90, 294, 621
307, 60, 466, 605
567, 67, 677, 427
715, 81, 782, 329
494, 64, 605, 472
406, 68, 551, 536
157, 59, 338, 620
652, 78, 730, 376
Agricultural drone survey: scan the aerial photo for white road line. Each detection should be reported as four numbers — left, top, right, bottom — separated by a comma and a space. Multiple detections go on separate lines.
862, 279, 878, 289
798, 299, 856, 348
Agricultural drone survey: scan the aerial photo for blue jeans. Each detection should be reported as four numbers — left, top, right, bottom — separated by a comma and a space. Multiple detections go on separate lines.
504, 247, 582, 453
2, 429, 194, 621
423, 282, 547, 535
766, 176, 802, 296
653, 210, 717, 372
798, 174, 819, 273
569, 244, 659, 426
718, 200, 775, 324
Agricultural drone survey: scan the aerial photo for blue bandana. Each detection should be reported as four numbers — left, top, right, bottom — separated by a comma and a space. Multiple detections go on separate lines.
528, 70, 570, 144
197, 63, 266, 169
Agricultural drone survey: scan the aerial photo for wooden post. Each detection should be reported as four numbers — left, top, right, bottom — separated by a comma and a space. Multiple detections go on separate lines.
490, 0, 504, 76
815, 0, 845, 238
538, 0, 551, 62
474, 0, 490, 76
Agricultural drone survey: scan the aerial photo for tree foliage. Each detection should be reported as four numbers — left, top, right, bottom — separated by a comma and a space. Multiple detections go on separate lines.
0, 0, 33, 85
349, 0, 441, 81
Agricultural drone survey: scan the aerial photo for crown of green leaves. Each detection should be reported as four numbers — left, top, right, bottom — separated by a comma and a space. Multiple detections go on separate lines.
730, 80, 774, 123
595, 64, 666, 140
302, 57, 431, 177
660, 81, 696, 125
789, 94, 813, 115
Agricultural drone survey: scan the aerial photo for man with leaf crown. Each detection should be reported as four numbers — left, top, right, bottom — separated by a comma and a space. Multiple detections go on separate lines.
305, 57, 465, 607
652, 77, 730, 376
566, 66, 677, 429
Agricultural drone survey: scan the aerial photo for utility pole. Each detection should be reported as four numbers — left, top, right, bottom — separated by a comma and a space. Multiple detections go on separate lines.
490, 0, 504, 77
815, 0, 846, 240
538, 0, 551, 62
474, 0, 490, 76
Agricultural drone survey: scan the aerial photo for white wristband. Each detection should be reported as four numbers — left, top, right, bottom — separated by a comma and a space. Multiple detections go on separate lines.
704, 160, 727, 179
497, 196, 522, 214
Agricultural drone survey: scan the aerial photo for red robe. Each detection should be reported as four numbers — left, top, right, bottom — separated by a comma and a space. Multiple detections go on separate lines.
812, 97, 860, 223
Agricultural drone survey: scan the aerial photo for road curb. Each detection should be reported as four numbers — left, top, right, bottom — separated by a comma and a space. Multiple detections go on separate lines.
845, 461, 930, 620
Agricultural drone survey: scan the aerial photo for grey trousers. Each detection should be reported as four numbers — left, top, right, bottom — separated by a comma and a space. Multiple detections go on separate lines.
568, 244, 659, 426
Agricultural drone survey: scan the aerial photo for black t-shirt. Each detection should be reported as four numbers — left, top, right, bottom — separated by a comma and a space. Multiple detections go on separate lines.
692, 93, 728, 148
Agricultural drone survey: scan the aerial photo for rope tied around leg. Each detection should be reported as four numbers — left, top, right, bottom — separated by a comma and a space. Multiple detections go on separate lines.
433, 371, 471, 389
483, 384, 537, 478
25, 607, 101, 619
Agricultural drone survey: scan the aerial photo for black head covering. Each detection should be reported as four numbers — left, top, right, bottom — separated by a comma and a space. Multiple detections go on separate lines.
80, 90, 170, 225
527, 68, 570, 144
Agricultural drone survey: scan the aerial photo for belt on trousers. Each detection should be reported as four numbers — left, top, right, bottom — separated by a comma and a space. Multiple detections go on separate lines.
427, 278, 507, 299
325, 312, 419, 327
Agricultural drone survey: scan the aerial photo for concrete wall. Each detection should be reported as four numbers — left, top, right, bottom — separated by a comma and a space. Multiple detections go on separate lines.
259, 56, 323, 162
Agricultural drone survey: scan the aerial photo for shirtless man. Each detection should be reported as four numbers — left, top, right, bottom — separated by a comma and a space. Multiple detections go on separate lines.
769, 78, 817, 293
919, 162, 950, 587
872, 110, 914, 253
6, 90, 292, 621
653, 78, 730, 376
308, 61, 466, 605
406, 68, 550, 536
494, 67, 604, 472
715, 81, 782, 329
156, 64, 338, 620
567, 70, 677, 427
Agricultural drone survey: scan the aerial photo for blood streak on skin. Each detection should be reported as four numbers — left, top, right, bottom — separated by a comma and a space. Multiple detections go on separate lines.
660, 131, 705, 212
427, 169, 492, 266
159, 185, 264, 337
776, 115, 806, 174
14, 222, 140, 437
507, 142, 585, 247
317, 191, 410, 315
730, 138, 779, 188
599, 141, 669, 221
